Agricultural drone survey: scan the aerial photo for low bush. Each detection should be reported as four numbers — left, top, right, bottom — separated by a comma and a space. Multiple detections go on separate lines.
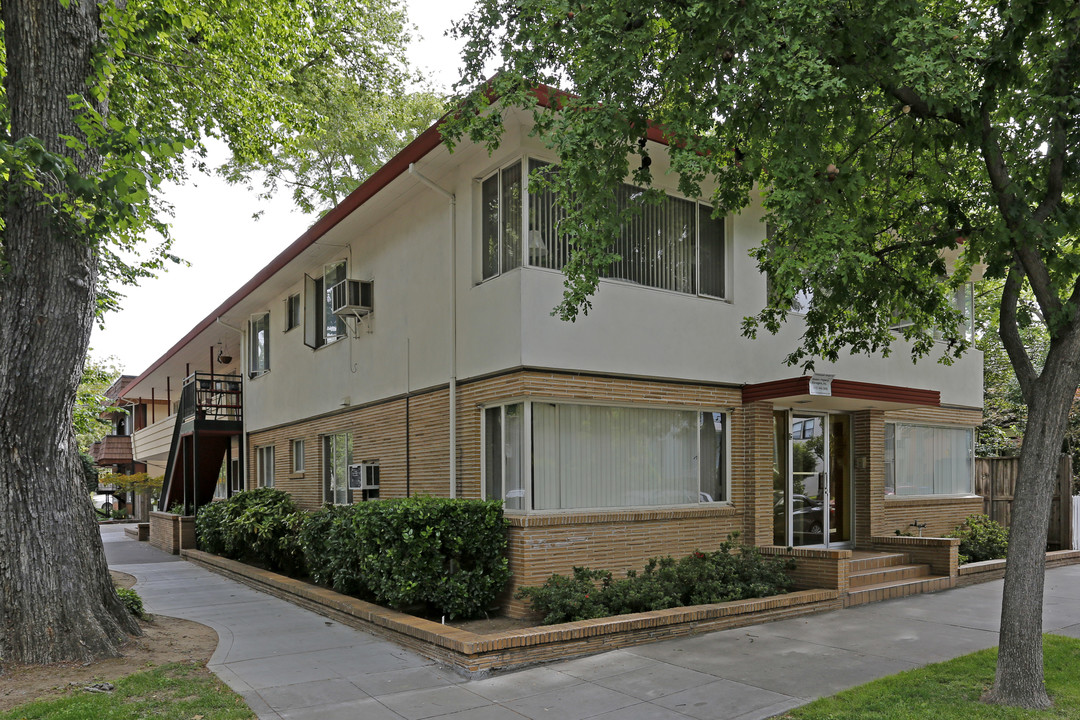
517, 534, 795, 625
303, 496, 511, 619
949, 514, 1009, 564
116, 587, 144, 618
195, 488, 306, 575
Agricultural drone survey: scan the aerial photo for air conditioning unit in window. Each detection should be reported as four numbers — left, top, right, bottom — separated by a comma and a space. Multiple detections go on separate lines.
330, 279, 374, 317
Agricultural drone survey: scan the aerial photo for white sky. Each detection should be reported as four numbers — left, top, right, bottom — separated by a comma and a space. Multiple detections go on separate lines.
89, 0, 475, 375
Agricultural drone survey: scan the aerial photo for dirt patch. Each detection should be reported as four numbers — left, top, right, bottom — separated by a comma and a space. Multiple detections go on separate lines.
444, 614, 538, 635
0, 606, 218, 712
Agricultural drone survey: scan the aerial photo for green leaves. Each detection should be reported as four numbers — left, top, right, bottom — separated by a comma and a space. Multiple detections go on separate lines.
446, 0, 1079, 373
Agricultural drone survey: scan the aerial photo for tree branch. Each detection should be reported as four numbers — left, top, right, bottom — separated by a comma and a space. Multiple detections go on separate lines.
999, 262, 1039, 404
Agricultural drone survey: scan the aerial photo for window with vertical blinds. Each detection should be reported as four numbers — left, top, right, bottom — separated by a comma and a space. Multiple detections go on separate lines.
484, 401, 727, 511
884, 423, 973, 496
484, 157, 725, 297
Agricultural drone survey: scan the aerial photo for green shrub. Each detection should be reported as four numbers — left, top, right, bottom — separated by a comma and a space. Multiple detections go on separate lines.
949, 514, 1009, 564
303, 496, 511, 619
195, 488, 306, 575
516, 567, 612, 624
516, 534, 796, 625
116, 587, 144, 618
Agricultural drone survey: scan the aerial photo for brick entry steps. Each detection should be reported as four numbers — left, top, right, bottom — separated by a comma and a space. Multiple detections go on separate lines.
845, 551, 951, 607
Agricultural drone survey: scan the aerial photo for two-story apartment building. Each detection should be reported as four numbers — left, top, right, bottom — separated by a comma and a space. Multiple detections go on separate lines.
122, 100, 984, 611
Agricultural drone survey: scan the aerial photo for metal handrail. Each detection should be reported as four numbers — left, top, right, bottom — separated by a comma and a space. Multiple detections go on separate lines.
180, 372, 243, 423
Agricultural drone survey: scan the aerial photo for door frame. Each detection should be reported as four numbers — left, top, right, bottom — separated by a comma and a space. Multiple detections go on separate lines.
778, 409, 854, 549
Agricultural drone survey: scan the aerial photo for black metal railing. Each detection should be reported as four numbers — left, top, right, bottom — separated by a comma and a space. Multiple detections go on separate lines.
179, 372, 242, 423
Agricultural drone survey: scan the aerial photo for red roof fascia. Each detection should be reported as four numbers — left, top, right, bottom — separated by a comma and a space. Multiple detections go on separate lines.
124, 82, 673, 395
742, 376, 939, 407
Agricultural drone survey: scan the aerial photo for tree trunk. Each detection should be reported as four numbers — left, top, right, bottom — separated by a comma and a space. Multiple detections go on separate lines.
0, 0, 141, 666
986, 337, 1080, 707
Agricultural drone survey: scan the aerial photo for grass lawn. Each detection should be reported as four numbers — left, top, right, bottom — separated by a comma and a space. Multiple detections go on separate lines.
778, 634, 1080, 719
0, 662, 254, 720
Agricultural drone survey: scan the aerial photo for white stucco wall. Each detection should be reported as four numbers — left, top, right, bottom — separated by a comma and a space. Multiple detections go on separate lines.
237, 127, 983, 433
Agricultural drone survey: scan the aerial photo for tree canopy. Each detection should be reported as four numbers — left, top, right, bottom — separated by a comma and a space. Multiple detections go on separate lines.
447, 0, 1079, 708
0, 0, 429, 667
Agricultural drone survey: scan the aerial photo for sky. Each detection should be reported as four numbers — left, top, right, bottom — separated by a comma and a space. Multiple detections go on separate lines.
89, 0, 475, 375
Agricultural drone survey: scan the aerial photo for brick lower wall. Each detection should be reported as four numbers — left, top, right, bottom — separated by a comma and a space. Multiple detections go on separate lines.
504, 506, 743, 618
881, 495, 984, 538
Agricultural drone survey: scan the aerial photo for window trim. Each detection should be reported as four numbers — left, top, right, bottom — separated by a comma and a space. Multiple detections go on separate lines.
284, 293, 301, 333
304, 260, 347, 350
249, 312, 270, 378
322, 431, 353, 505
481, 398, 731, 513
256, 445, 275, 488
291, 439, 305, 473
884, 420, 975, 497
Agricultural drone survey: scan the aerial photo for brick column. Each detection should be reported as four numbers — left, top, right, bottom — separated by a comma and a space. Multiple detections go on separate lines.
740, 401, 776, 547
852, 410, 884, 546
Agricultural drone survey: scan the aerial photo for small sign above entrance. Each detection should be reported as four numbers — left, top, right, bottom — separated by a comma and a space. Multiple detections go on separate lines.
808, 374, 835, 397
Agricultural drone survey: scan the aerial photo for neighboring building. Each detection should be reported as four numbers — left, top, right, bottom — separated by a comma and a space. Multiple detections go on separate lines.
122, 100, 984, 613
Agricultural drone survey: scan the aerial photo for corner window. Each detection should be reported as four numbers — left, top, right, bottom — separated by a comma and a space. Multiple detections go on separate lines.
304, 261, 347, 349
524, 158, 726, 297
323, 432, 352, 504
256, 445, 275, 488
481, 163, 522, 280
285, 293, 301, 332
291, 439, 305, 473
249, 313, 270, 377
884, 422, 973, 496
484, 401, 728, 511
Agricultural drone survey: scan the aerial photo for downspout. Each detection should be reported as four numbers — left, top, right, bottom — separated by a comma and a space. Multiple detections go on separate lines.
408, 163, 457, 498
216, 317, 246, 494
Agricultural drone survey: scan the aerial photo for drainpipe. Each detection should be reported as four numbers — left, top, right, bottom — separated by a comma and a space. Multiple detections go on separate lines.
216, 317, 246, 493
408, 163, 457, 499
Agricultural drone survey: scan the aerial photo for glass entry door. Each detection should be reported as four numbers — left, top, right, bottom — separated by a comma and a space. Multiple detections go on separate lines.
773, 411, 852, 548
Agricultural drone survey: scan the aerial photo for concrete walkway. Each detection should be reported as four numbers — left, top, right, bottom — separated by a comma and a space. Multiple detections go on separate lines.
103, 525, 1080, 720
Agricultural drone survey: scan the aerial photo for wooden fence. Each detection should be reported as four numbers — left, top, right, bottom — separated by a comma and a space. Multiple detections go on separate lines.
975, 454, 1074, 550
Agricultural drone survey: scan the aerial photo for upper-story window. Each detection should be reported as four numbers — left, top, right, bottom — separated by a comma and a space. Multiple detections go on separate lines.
304, 261, 347, 349
284, 293, 300, 332
249, 312, 270, 377
481, 163, 523, 280
481, 157, 726, 298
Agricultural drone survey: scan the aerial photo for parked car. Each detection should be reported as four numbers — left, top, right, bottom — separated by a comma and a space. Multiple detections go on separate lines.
775, 494, 834, 535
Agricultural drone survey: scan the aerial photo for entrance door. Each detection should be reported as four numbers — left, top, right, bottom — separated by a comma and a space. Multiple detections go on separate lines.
773, 411, 852, 548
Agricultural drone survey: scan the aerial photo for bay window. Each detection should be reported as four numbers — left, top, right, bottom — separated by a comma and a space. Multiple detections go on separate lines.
483, 401, 728, 511
884, 423, 973, 496
481, 157, 726, 297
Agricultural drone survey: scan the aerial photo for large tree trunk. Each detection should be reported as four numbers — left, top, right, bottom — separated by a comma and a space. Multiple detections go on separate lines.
986, 329, 1080, 707
0, 0, 140, 666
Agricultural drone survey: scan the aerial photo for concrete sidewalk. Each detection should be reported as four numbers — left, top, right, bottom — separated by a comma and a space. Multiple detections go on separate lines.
103, 525, 1080, 720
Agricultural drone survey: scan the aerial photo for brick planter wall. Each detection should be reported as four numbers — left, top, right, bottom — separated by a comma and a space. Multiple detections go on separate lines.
758, 546, 852, 594
149, 511, 195, 555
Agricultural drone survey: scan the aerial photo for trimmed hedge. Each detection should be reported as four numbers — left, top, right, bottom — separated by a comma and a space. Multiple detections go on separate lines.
517, 534, 795, 625
196, 490, 510, 620
301, 496, 510, 619
195, 488, 306, 575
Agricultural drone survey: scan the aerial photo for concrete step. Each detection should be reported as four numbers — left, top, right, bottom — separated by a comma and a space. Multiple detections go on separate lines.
848, 552, 909, 573
844, 575, 953, 607
848, 563, 931, 589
